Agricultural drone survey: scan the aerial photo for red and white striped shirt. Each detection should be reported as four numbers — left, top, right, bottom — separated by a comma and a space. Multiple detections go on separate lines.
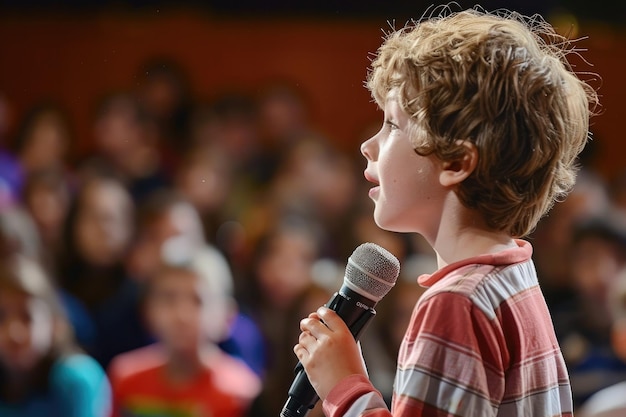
323, 240, 573, 417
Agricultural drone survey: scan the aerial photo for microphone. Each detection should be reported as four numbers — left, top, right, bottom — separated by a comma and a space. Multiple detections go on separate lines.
280, 242, 400, 417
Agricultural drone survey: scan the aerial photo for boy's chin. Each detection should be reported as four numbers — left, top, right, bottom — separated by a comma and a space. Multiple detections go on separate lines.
164, 338, 201, 355
373, 213, 412, 234
1, 351, 40, 373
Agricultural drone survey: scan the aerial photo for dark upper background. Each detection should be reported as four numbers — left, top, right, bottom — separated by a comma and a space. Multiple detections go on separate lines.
0, 0, 624, 22
0, 0, 624, 177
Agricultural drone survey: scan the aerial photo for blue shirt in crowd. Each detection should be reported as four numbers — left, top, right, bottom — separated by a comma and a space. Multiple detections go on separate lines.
0, 354, 111, 417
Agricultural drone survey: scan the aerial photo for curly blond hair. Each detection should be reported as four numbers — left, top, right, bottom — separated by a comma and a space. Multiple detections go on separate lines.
367, 7, 598, 237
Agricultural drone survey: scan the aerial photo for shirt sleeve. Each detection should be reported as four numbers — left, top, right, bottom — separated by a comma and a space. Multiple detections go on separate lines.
49, 354, 112, 417
323, 374, 391, 417
323, 292, 508, 417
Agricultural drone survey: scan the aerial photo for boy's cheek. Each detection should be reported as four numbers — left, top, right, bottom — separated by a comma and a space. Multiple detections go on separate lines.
146, 304, 174, 340
201, 306, 230, 342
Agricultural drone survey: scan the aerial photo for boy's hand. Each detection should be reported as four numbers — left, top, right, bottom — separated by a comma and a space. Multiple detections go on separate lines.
294, 306, 368, 401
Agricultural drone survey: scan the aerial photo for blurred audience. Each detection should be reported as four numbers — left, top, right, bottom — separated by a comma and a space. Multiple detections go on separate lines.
127, 189, 266, 376
134, 58, 193, 164
0, 93, 21, 208
21, 168, 71, 272
245, 218, 322, 416
108, 249, 260, 417
85, 93, 169, 203
255, 81, 314, 185
0, 255, 111, 417
173, 143, 234, 245
0, 62, 622, 417
268, 136, 361, 259
56, 176, 149, 367
577, 267, 626, 417
554, 213, 626, 406
12, 102, 73, 179
0, 206, 43, 263
206, 93, 262, 182
531, 169, 611, 308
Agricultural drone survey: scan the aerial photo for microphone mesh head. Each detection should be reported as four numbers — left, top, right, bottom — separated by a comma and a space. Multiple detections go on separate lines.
345, 243, 400, 301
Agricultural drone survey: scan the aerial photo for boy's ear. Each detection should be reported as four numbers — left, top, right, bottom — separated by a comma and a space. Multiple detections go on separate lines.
439, 140, 478, 187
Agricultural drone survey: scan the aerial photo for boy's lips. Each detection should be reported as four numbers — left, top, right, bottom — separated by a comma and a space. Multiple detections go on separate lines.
364, 170, 379, 185
364, 170, 380, 198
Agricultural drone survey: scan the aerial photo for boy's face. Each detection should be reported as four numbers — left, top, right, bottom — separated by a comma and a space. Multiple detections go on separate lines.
145, 269, 229, 354
129, 205, 201, 280
361, 93, 445, 235
571, 237, 621, 302
0, 289, 54, 373
75, 182, 132, 267
94, 105, 142, 159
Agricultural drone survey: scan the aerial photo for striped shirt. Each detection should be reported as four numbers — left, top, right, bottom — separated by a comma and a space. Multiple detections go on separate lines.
323, 240, 573, 417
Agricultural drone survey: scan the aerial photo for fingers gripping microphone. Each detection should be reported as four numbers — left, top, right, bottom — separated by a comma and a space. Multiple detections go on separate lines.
280, 243, 400, 417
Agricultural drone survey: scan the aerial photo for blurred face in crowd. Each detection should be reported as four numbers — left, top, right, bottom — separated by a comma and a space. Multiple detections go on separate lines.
175, 151, 232, 215
93, 99, 144, 162
256, 229, 317, 308
145, 268, 230, 355
139, 72, 183, 122
284, 140, 357, 219
571, 236, 623, 303
74, 180, 133, 267
129, 202, 203, 280
24, 177, 69, 244
20, 112, 69, 173
258, 87, 307, 144
0, 288, 54, 373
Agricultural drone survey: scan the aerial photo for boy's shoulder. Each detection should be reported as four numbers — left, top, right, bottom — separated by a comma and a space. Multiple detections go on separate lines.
50, 353, 106, 387
107, 344, 165, 387
107, 345, 261, 401
207, 350, 262, 402
419, 241, 538, 319
48, 353, 112, 416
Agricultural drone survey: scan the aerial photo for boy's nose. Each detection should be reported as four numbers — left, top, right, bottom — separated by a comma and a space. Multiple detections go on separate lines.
360, 136, 376, 161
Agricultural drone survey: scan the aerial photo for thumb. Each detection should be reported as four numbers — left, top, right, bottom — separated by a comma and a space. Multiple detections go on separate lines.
317, 306, 345, 332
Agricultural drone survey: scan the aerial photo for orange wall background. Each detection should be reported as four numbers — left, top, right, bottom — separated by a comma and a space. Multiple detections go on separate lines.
0, 11, 624, 178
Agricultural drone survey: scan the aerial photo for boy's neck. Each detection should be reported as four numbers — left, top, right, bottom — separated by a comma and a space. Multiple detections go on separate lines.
430, 205, 517, 269
165, 344, 219, 384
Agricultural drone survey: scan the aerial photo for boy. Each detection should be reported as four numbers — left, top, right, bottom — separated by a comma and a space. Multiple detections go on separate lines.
127, 189, 267, 376
107, 249, 261, 417
295, 7, 597, 417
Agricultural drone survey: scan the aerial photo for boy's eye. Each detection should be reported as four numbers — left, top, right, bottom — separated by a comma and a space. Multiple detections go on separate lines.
385, 120, 399, 131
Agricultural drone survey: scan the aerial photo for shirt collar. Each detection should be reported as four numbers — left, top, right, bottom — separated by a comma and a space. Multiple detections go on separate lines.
418, 239, 533, 288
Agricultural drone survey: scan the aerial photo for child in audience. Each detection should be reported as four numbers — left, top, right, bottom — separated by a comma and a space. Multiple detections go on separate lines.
0, 255, 111, 417
577, 266, 626, 417
57, 175, 148, 367
108, 249, 260, 417
12, 102, 72, 177
245, 219, 322, 416
127, 189, 266, 376
555, 215, 626, 406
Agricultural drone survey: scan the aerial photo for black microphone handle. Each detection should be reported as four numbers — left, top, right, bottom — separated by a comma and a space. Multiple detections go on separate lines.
280, 286, 378, 417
